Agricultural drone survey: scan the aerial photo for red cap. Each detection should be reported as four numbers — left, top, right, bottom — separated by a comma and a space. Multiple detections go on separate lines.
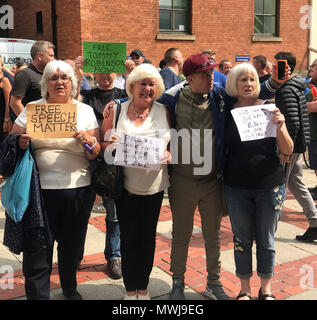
182, 53, 218, 77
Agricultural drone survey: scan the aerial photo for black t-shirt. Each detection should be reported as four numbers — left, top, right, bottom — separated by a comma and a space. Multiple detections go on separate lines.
10, 64, 43, 121
259, 73, 271, 83
81, 87, 127, 127
224, 112, 284, 189
11, 63, 43, 105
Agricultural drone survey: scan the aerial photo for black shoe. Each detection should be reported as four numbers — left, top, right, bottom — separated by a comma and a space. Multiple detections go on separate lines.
205, 284, 230, 300
258, 288, 275, 300
107, 259, 122, 279
64, 291, 83, 300
296, 227, 317, 242
168, 279, 185, 300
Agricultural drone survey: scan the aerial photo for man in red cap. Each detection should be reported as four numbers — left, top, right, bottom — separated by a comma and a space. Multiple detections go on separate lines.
157, 53, 282, 300
159, 53, 229, 300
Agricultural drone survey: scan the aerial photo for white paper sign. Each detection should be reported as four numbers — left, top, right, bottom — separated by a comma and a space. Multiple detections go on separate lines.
114, 133, 165, 171
231, 104, 277, 141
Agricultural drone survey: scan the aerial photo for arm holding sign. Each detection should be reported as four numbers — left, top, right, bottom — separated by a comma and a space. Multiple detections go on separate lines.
74, 128, 101, 160
73, 56, 85, 100
101, 107, 119, 152
272, 108, 293, 162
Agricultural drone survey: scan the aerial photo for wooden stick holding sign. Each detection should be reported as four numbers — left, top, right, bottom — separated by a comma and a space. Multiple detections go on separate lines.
26, 103, 77, 138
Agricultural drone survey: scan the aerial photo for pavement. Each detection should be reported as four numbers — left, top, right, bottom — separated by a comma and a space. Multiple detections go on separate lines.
1, 163, 317, 302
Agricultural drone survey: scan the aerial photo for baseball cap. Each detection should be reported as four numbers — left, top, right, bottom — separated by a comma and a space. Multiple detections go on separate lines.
130, 49, 144, 57
183, 53, 218, 77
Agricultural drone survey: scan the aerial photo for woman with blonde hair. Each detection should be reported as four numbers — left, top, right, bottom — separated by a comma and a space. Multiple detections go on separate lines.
101, 63, 170, 300
224, 63, 293, 300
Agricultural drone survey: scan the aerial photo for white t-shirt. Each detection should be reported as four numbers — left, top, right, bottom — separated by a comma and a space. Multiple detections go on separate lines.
115, 100, 170, 195
15, 98, 99, 189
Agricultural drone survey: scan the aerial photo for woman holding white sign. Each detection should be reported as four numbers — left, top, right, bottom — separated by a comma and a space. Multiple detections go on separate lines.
101, 63, 170, 300
10, 60, 100, 300
224, 63, 293, 300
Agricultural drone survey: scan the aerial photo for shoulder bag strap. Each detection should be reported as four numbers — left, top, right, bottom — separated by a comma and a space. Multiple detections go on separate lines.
114, 102, 121, 129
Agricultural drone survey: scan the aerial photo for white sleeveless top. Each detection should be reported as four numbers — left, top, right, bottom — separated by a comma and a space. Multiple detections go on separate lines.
115, 100, 170, 195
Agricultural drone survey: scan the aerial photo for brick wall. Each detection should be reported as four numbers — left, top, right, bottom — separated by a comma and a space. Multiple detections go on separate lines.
6, 0, 310, 71
7, 0, 53, 43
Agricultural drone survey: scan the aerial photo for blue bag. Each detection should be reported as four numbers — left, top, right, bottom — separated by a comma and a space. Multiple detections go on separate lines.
1, 147, 34, 222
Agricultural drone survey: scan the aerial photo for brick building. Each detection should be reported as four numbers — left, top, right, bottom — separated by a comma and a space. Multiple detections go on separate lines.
5, 0, 311, 72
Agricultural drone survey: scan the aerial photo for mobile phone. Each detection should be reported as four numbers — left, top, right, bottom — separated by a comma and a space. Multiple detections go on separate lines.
83, 143, 93, 154
277, 60, 287, 81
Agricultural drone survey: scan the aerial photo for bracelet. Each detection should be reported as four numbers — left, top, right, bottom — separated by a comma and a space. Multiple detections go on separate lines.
90, 136, 97, 149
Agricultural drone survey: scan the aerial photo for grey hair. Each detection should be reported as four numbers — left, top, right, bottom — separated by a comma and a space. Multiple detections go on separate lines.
30, 41, 55, 59
225, 63, 260, 98
40, 60, 78, 100
126, 63, 165, 100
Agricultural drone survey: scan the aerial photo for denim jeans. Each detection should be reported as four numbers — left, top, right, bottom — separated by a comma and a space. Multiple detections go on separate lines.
224, 184, 286, 279
103, 197, 121, 261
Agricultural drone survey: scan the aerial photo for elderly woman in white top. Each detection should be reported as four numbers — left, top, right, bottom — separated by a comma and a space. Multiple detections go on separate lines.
101, 63, 170, 300
10, 60, 100, 300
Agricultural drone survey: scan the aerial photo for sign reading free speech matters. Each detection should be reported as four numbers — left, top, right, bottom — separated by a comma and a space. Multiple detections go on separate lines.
27, 104, 77, 138
83, 42, 126, 73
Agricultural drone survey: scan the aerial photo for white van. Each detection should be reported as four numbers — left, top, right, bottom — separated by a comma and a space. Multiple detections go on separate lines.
0, 38, 35, 68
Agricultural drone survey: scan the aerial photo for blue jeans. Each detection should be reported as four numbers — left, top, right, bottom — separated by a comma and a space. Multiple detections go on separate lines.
103, 198, 121, 261
224, 184, 286, 279
89, 158, 121, 262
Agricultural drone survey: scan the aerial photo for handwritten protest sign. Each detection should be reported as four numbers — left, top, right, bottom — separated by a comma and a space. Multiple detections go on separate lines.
114, 133, 165, 171
231, 104, 276, 141
27, 103, 77, 138
83, 42, 126, 73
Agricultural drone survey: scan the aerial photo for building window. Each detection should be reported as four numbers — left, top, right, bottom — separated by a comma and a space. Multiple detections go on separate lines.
254, 0, 278, 35
159, 0, 189, 32
36, 11, 43, 34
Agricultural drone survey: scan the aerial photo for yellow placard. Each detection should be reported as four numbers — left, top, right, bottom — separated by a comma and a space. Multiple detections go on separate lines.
26, 103, 77, 138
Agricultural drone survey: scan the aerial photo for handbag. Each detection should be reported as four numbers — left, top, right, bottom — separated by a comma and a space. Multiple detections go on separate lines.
91, 156, 123, 199
1, 146, 34, 222
91, 103, 123, 199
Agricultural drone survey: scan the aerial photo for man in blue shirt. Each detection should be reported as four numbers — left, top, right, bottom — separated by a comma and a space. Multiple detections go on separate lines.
159, 48, 184, 90
202, 49, 226, 87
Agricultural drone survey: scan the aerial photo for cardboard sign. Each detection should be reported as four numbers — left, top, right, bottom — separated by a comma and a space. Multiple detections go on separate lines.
231, 104, 276, 141
83, 42, 126, 73
114, 132, 165, 171
27, 103, 77, 138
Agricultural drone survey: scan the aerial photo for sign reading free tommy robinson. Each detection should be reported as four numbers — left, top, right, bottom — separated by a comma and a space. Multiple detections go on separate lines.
83, 42, 126, 73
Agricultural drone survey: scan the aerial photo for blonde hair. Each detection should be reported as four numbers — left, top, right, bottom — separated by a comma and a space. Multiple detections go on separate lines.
126, 63, 165, 100
40, 60, 77, 99
225, 63, 260, 98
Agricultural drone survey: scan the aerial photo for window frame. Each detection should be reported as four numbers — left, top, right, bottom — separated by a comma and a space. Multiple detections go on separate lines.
254, 0, 279, 36
159, 0, 191, 34
36, 11, 43, 34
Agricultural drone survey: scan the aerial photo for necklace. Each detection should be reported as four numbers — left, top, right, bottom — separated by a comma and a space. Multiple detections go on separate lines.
130, 103, 150, 120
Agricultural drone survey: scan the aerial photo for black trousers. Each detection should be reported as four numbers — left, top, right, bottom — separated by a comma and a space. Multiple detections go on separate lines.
116, 189, 164, 292
22, 186, 94, 299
